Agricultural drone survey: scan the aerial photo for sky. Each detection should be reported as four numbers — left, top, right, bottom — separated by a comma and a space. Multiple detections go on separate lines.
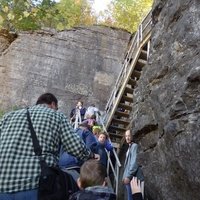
91, 0, 112, 14
54, 0, 112, 15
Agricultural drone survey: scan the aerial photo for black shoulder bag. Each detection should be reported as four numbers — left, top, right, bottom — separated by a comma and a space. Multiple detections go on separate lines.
27, 109, 79, 200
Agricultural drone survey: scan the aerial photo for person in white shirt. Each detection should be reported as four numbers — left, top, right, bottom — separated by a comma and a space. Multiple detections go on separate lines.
84, 104, 100, 119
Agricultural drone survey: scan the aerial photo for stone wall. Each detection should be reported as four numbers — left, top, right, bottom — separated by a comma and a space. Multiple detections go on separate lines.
0, 26, 130, 114
132, 0, 200, 199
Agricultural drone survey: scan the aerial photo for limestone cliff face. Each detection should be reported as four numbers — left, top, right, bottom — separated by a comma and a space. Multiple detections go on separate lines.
0, 26, 130, 113
132, 0, 200, 200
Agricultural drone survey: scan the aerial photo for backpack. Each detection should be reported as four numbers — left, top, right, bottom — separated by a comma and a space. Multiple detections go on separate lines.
39, 165, 79, 200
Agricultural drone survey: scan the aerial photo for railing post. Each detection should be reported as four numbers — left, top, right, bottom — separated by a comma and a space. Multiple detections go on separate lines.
74, 109, 81, 129
140, 23, 143, 42
147, 40, 151, 60
116, 164, 119, 194
137, 31, 139, 47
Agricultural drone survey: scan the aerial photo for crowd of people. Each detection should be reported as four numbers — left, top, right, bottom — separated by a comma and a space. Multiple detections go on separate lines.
62, 100, 114, 172
0, 93, 144, 200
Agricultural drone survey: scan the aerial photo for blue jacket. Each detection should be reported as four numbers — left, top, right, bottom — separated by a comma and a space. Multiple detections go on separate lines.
78, 128, 97, 152
104, 140, 113, 151
95, 140, 113, 167
70, 107, 86, 120
59, 128, 97, 168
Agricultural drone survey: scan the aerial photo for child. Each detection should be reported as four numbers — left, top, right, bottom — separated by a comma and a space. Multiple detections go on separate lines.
69, 160, 116, 200
97, 132, 113, 167
92, 127, 102, 141
98, 132, 113, 151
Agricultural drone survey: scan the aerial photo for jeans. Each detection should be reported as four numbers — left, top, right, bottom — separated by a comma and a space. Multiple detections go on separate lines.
125, 183, 132, 200
0, 189, 38, 200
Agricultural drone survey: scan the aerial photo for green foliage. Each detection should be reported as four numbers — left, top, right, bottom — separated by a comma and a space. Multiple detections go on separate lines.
103, 0, 153, 33
0, 0, 96, 31
0, 0, 40, 31
54, 0, 96, 30
35, 0, 61, 29
0, 0, 153, 33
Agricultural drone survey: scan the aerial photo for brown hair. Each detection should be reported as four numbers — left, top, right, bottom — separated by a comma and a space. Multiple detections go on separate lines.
78, 101, 83, 105
98, 132, 108, 139
79, 160, 107, 188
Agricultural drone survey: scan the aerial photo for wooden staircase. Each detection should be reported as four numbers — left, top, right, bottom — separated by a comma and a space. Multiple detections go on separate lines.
103, 11, 152, 146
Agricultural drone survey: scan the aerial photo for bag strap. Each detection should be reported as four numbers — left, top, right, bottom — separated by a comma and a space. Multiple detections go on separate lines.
27, 108, 42, 156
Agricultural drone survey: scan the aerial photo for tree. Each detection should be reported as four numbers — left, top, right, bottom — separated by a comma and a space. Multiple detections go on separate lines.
0, 0, 40, 31
35, 0, 61, 29
0, 0, 96, 31
0, 0, 153, 32
55, 0, 96, 30
104, 0, 153, 33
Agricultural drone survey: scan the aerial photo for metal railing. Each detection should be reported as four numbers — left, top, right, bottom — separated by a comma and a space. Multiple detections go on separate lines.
71, 109, 82, 129
103, 11, 152, 128
71, 111, 122, 195
98, 115, 121, 195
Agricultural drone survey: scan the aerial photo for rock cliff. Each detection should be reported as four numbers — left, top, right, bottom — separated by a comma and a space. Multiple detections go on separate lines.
132, 0, 200, 199
1, 1, 199, 199
0, 26, 130, 114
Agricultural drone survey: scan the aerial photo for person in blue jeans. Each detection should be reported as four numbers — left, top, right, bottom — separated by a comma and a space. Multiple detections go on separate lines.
0, 93, 97, 200
0, 189, 38, 200
59, 123, 98, 181
122, 130, 144, 200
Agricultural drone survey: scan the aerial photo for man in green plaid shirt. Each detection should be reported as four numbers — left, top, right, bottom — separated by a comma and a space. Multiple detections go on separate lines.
0, 93, 97, 200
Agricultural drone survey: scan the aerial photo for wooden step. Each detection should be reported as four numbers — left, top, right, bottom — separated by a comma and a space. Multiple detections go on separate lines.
128, 78, 137, 86
135, 59, 147, 70
110, 137, 122, 144
140, 50, 147, 60
109, 125, 127, 133
124, 86, 134, 94
115, 110, 130, 118
118, 103, 132, 111
112, 118, 130, 125
109, 132, 124, 138
131, 70, 141, 79
121, 95, 133, 103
